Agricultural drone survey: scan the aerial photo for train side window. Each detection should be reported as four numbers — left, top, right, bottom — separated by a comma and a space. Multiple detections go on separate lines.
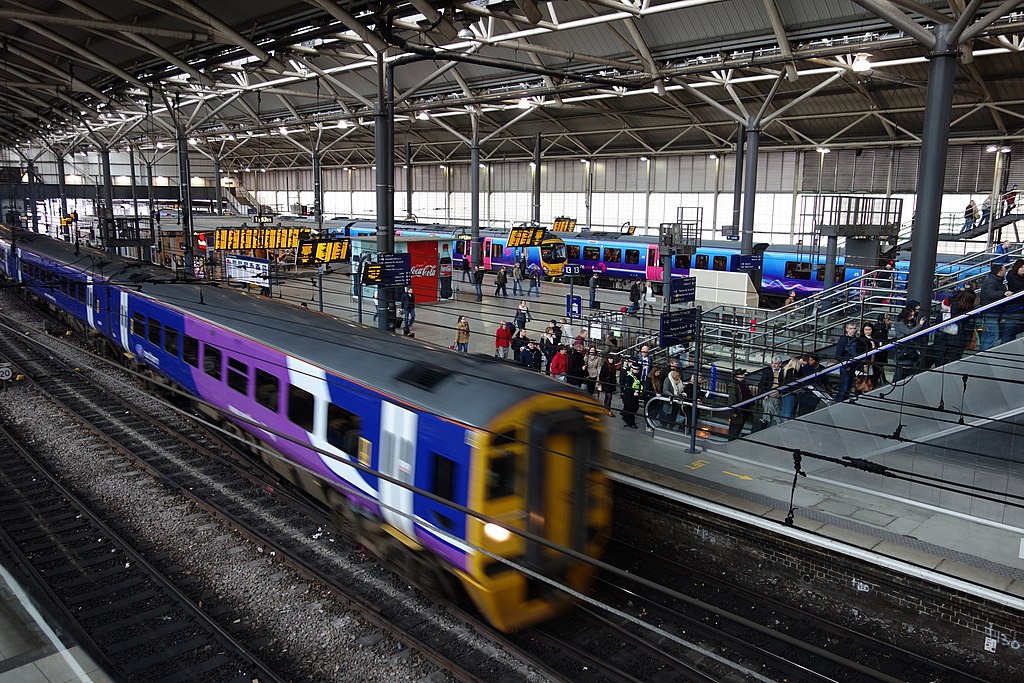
287, 384, 315, 432
694, 254, 709, 269
674, 254, 691, 269
836, 266, 846, 281
455, 240, 467, 255
712, 255, 728, 271
147, 317, 162, 346
625, 249, 640, 265
491, 243, 503, 259
183, 335, 199, 367
432, 453, 456, 503
203, 345, 222, 380
326, 403, 361, 454
131, 313, 145, 337
583, 246, 600, 261
254, 369, 279, 411
603, 248, 621, 263
566, 244, 580, 259
164, 327, 179, 356
227, 357, 249, 394
785, 261, 812, 280
76, 282, 85, 303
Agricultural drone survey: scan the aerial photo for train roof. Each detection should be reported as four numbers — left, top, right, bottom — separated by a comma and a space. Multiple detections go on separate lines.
6, 228, 579, 428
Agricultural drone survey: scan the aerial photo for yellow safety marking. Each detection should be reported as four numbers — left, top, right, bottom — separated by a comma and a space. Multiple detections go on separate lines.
722, 471, 753, 481
685, 459, 710, 470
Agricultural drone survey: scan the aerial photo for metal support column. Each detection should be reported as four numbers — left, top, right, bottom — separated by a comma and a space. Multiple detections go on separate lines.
471, 115, 481, 267
732, 123, 744, 235
740, 123, 760, 256
128, 147, 139, 222
214, 158, 223, 216
375, 52, 391, 332
385, 63, 395, 253
532, 133, 541, 225
907, 25, 956, 309
146, 162, 156, 250
405, 141, 413, 219
56, 155, 68, 228
176, 129, 194, 268
100, 148, 115, 250
26, 161, 38, 233
312, 148, 322, 231
823, 235, 838, 288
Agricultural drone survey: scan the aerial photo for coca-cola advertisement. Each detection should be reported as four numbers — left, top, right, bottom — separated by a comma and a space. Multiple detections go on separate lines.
408, 240, 439, 304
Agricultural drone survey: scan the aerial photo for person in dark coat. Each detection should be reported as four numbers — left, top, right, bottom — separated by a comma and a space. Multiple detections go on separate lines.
1000, 258, 1024, 344
520, 340, 543, 371
494, 267, 509, 298
598, 354, 618, 416
566, 342, 587, 388
727, 369, 754, 440
834, 322, 859, 402
472, 266, 485, 302
978, 263, 1009, 351
620, 364, 642, 429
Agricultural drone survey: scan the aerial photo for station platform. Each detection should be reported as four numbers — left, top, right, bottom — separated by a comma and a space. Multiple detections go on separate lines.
270, 265, 1024, 611
0, 564, 111, 683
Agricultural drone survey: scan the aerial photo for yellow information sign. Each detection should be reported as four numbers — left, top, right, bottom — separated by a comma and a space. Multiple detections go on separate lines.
296, 239, 350, 266
551, 216, 577, 232
507, 226, 546, 248
215, 228, 302, 251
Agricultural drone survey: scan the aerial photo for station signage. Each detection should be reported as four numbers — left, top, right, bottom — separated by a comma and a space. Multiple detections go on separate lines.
659, 307, 698, 347
378, 252, 411, 287
507, 226, 546, 248
565, 294, 582, 319
563, 264, 582, 276
296, 238, 350, 266
670, 276, 696, 304
253, 215, 274, 224
362, 263, 384, 285
215, 228, 302, 251
551, 216, 577, 232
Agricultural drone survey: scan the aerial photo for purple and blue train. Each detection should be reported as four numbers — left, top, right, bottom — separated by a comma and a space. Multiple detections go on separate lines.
0, 226, 611, 632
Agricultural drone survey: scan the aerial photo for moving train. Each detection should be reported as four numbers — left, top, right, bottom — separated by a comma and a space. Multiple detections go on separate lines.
0, 226, 611, 632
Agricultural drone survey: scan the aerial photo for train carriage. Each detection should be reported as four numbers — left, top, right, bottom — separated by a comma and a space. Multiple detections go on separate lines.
0, 227, 611, 632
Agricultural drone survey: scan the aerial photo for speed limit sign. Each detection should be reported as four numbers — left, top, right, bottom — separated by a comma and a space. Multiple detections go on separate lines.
0, 365, 13, 382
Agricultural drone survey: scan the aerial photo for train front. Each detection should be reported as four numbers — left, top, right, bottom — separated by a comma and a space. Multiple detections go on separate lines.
539, 233, 567, 277
462, 392, 611, 632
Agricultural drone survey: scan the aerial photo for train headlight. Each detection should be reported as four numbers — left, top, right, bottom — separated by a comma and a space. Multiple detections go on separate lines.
483, 522, 511, 543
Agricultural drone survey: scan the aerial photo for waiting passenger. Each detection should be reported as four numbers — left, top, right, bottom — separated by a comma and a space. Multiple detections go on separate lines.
454, 315, 471, 352
892, 304, 926, 381
599, 355, 618, 417
727, 369, 754, 440
778, 356, 804, 422
520, 340, 542, 371
548, 345, 569, 382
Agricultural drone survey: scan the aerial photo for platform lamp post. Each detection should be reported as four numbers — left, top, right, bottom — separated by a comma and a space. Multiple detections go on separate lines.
985, 144, 1011, 252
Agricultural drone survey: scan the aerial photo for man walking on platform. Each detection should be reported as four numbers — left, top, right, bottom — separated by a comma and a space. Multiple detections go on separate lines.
472, 266, 485, 302
589, 272, 598, 309
401, 286, 416, 336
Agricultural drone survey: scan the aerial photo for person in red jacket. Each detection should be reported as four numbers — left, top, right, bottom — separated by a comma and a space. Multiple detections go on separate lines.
495, 320, 513, 359
548, 345, 569, 381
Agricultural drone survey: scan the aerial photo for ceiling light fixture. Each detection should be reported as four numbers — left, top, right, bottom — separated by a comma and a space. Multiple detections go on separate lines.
338, 119, 350, 129
708, 153, 718, 160
518, 97, 530, 109
640, 156, 649, 162
457, 25, 474, 40
851, 53, 872, 73
416, 111, 429, 120
816, 147, 830, 154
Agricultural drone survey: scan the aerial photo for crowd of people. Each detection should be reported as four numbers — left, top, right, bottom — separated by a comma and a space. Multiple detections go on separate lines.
961, 184, 1018, 233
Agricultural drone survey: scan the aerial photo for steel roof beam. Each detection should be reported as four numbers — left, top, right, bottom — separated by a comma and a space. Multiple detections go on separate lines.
0, 9, 208, 41
304, 0, 388, 53
850, 0, 937, 48
11, 20, 149, 90
761, 0, 798, 82
166, 0, 288, 72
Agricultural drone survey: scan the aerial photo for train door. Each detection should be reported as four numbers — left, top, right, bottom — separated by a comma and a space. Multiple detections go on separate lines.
379, 402, 418, 539
646, 246, 661, 281
482, 238, 493, 270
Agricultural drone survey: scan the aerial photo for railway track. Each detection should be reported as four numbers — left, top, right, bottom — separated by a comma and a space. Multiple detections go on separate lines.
0, 421, 285, 683
0, 316, 551, 682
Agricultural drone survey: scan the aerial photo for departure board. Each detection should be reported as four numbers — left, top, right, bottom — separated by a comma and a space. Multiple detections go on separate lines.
507, 226, 546, 248
215, 228, 302, 251
551, 216, 577, 232
296, 239, 350, 265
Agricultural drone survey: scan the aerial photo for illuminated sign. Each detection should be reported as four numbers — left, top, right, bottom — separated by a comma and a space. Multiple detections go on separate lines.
551, 216, 577, 232
296, 239, 350, 266
362, 263, 383, 285
215, 228, 301, 251
507, 226, 546, 248
253, 215, 274, 224
625, 225, 637, 235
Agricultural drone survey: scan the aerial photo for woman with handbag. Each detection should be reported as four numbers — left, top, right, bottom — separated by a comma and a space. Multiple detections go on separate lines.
855, 322, 882, 393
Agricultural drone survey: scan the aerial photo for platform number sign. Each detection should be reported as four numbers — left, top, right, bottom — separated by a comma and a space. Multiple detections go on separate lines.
563, 264, 582, 276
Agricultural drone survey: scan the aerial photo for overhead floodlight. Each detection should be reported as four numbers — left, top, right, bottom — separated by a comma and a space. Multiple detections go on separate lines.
279, 126, 289, 135
479, 163, 487, 169
245, 166, 251, 171
518, 97, 531, 109
338, 119, 350, 129
529, 161, 537, 169
708, 153, 718, 160
986, 144, 999, 153
188, 138, 198, 145
439, 164, 446, 170
156, 142, 165, 149
580, 159, 590, 165
640, 156, 649, 162
816, 147, 830, 154
1001, 146, 1012, 153
259, 168, 266, 173
851, 53, 872, 73
457, 25, 474, 40
416, 111, 429, 120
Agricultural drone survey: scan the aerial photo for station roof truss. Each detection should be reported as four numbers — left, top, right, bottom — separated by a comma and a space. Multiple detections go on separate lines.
0, 1, 1023, 170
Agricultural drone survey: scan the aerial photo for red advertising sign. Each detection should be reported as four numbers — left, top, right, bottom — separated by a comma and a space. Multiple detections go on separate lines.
407, 240, 439, 304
